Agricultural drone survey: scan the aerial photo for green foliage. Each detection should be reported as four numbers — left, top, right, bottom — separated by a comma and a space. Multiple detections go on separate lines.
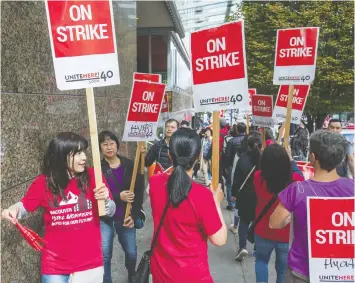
229, 1, 354, 117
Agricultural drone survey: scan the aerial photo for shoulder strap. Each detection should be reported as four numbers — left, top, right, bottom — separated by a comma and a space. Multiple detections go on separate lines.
102, 163, 121, 190
253, 194, 278, 227
150, 200, 170, 253
238, 166, 256, 192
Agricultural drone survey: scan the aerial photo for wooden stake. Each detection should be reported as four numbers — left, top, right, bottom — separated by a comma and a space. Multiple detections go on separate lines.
140, 142, 145, 174
212, 111, 220, 191
277, 121, 286, 144
283, 85, 294, 148
261, 127, 266, 150
246, 113, 250, 135
124, 141, 142, 219
86, 88, 106, 216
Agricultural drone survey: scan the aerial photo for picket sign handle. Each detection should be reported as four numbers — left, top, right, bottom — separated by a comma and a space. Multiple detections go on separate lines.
246, 113, 250, 135
85, 88, 106, 216
140, 142, 146, 174
283, 85, 294, 148
261, 127, 266, 150
124, 141, 144, 219
277, 121, 286, 144
212, 111, 220, 191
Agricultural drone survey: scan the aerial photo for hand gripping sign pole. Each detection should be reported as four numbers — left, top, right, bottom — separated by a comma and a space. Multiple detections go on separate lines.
86, 88, 106, 216
277, 121, 286, 144
212, 111, 220, 191
124, 141, 144, 219
283, 85, 294, 148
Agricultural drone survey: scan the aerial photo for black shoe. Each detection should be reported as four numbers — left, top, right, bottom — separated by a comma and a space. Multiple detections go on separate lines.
235, 248, 248, 261
226, 205, 235, 211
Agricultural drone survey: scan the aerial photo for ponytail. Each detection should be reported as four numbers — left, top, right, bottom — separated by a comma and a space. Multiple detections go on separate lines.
167, 165, 192, 207
166, 128, 201, 207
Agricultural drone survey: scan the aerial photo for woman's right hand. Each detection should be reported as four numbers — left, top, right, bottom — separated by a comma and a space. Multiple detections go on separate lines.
2, 206, 19, 225
210, 183, 224, 204
120, 191, 135, 203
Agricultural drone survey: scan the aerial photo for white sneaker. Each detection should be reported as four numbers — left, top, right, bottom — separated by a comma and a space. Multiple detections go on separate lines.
235, 248, 248, 261
229, 224, 238, 235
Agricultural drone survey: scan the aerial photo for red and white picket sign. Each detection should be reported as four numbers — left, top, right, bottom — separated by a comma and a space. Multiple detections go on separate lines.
122, 80, 166, 141
133, 72, 161, 83
161, 93, 169, 113
45, 0, 120, 90
307, 197, 355, 283
273, 27, 319, 85
239, 88, 257, 114
273, 85, 310, 124
191, 20, 248, 112
252, 95, 273, 127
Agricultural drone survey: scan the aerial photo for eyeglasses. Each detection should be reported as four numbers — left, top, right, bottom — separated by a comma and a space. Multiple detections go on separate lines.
101, 143, 116, 149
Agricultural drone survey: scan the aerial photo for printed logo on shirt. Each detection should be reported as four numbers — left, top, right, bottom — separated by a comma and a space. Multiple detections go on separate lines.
49, 191, 93, 227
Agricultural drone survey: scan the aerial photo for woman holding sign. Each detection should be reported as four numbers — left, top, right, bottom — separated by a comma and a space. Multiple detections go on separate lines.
149, 128, 227, 283
270, 131, 354, 282
1, 132, 116, 283
98, 131, 145, 283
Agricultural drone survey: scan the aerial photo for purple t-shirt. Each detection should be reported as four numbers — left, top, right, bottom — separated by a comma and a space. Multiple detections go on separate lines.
278, 178, 354, 277
106, 166, 125, 221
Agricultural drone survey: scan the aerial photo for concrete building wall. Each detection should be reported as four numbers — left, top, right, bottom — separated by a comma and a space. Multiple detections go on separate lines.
1, 2, 137, 282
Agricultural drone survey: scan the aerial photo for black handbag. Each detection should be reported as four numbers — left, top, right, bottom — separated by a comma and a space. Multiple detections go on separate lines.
247, 194, 278, 244
132, 200, 170, 283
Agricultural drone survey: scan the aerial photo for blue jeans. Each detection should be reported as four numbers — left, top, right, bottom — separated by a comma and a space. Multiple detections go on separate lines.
255, 234, 289, 283
238, 220, 250, 249
226, 166, 235, 207
100, 220, 137, 283
42, 275, 69, 283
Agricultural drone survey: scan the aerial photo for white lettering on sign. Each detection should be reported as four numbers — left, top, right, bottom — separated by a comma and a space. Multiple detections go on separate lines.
315, 212, 355, 245
279, 36, 313, 58
253, 105, 271, 112
195, 37, 240, 72
279, 89, 304, 105
142, 91, 154, 101
332, 212, 355, 227
207, 37, 226, 53
57, 4, 109, 42
69, 5, 92, 21
258, 100, 266, 106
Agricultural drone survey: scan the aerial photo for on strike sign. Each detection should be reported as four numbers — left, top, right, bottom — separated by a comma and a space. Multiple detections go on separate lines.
307, 197, 355, 283
46, 1, 120, 90
273, 27, 319, 85
191, 20, 248, 112
273, 85, 310, 124
122, 81, 166, 142
252, 95, 273, 127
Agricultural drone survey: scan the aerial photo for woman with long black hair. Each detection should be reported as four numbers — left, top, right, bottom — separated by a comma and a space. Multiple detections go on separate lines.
149, 128, 227, 283
232, 132, 262, 261
2, 132, 116, 283
254, 144, 304, 283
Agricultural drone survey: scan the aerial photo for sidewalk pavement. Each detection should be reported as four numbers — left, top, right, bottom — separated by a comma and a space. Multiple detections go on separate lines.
111, 198, 277, 283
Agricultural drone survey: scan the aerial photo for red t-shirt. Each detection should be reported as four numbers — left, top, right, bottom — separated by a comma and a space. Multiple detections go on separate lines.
149, 174, 222, 283
21, 168, 109, 274
254, 170, 303, 242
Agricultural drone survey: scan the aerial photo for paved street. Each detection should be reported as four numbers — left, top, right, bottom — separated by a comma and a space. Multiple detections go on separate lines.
111, 197, 277, 283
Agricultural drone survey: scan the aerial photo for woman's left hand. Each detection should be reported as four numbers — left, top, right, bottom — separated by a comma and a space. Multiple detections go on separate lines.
94, 184, 109, 200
